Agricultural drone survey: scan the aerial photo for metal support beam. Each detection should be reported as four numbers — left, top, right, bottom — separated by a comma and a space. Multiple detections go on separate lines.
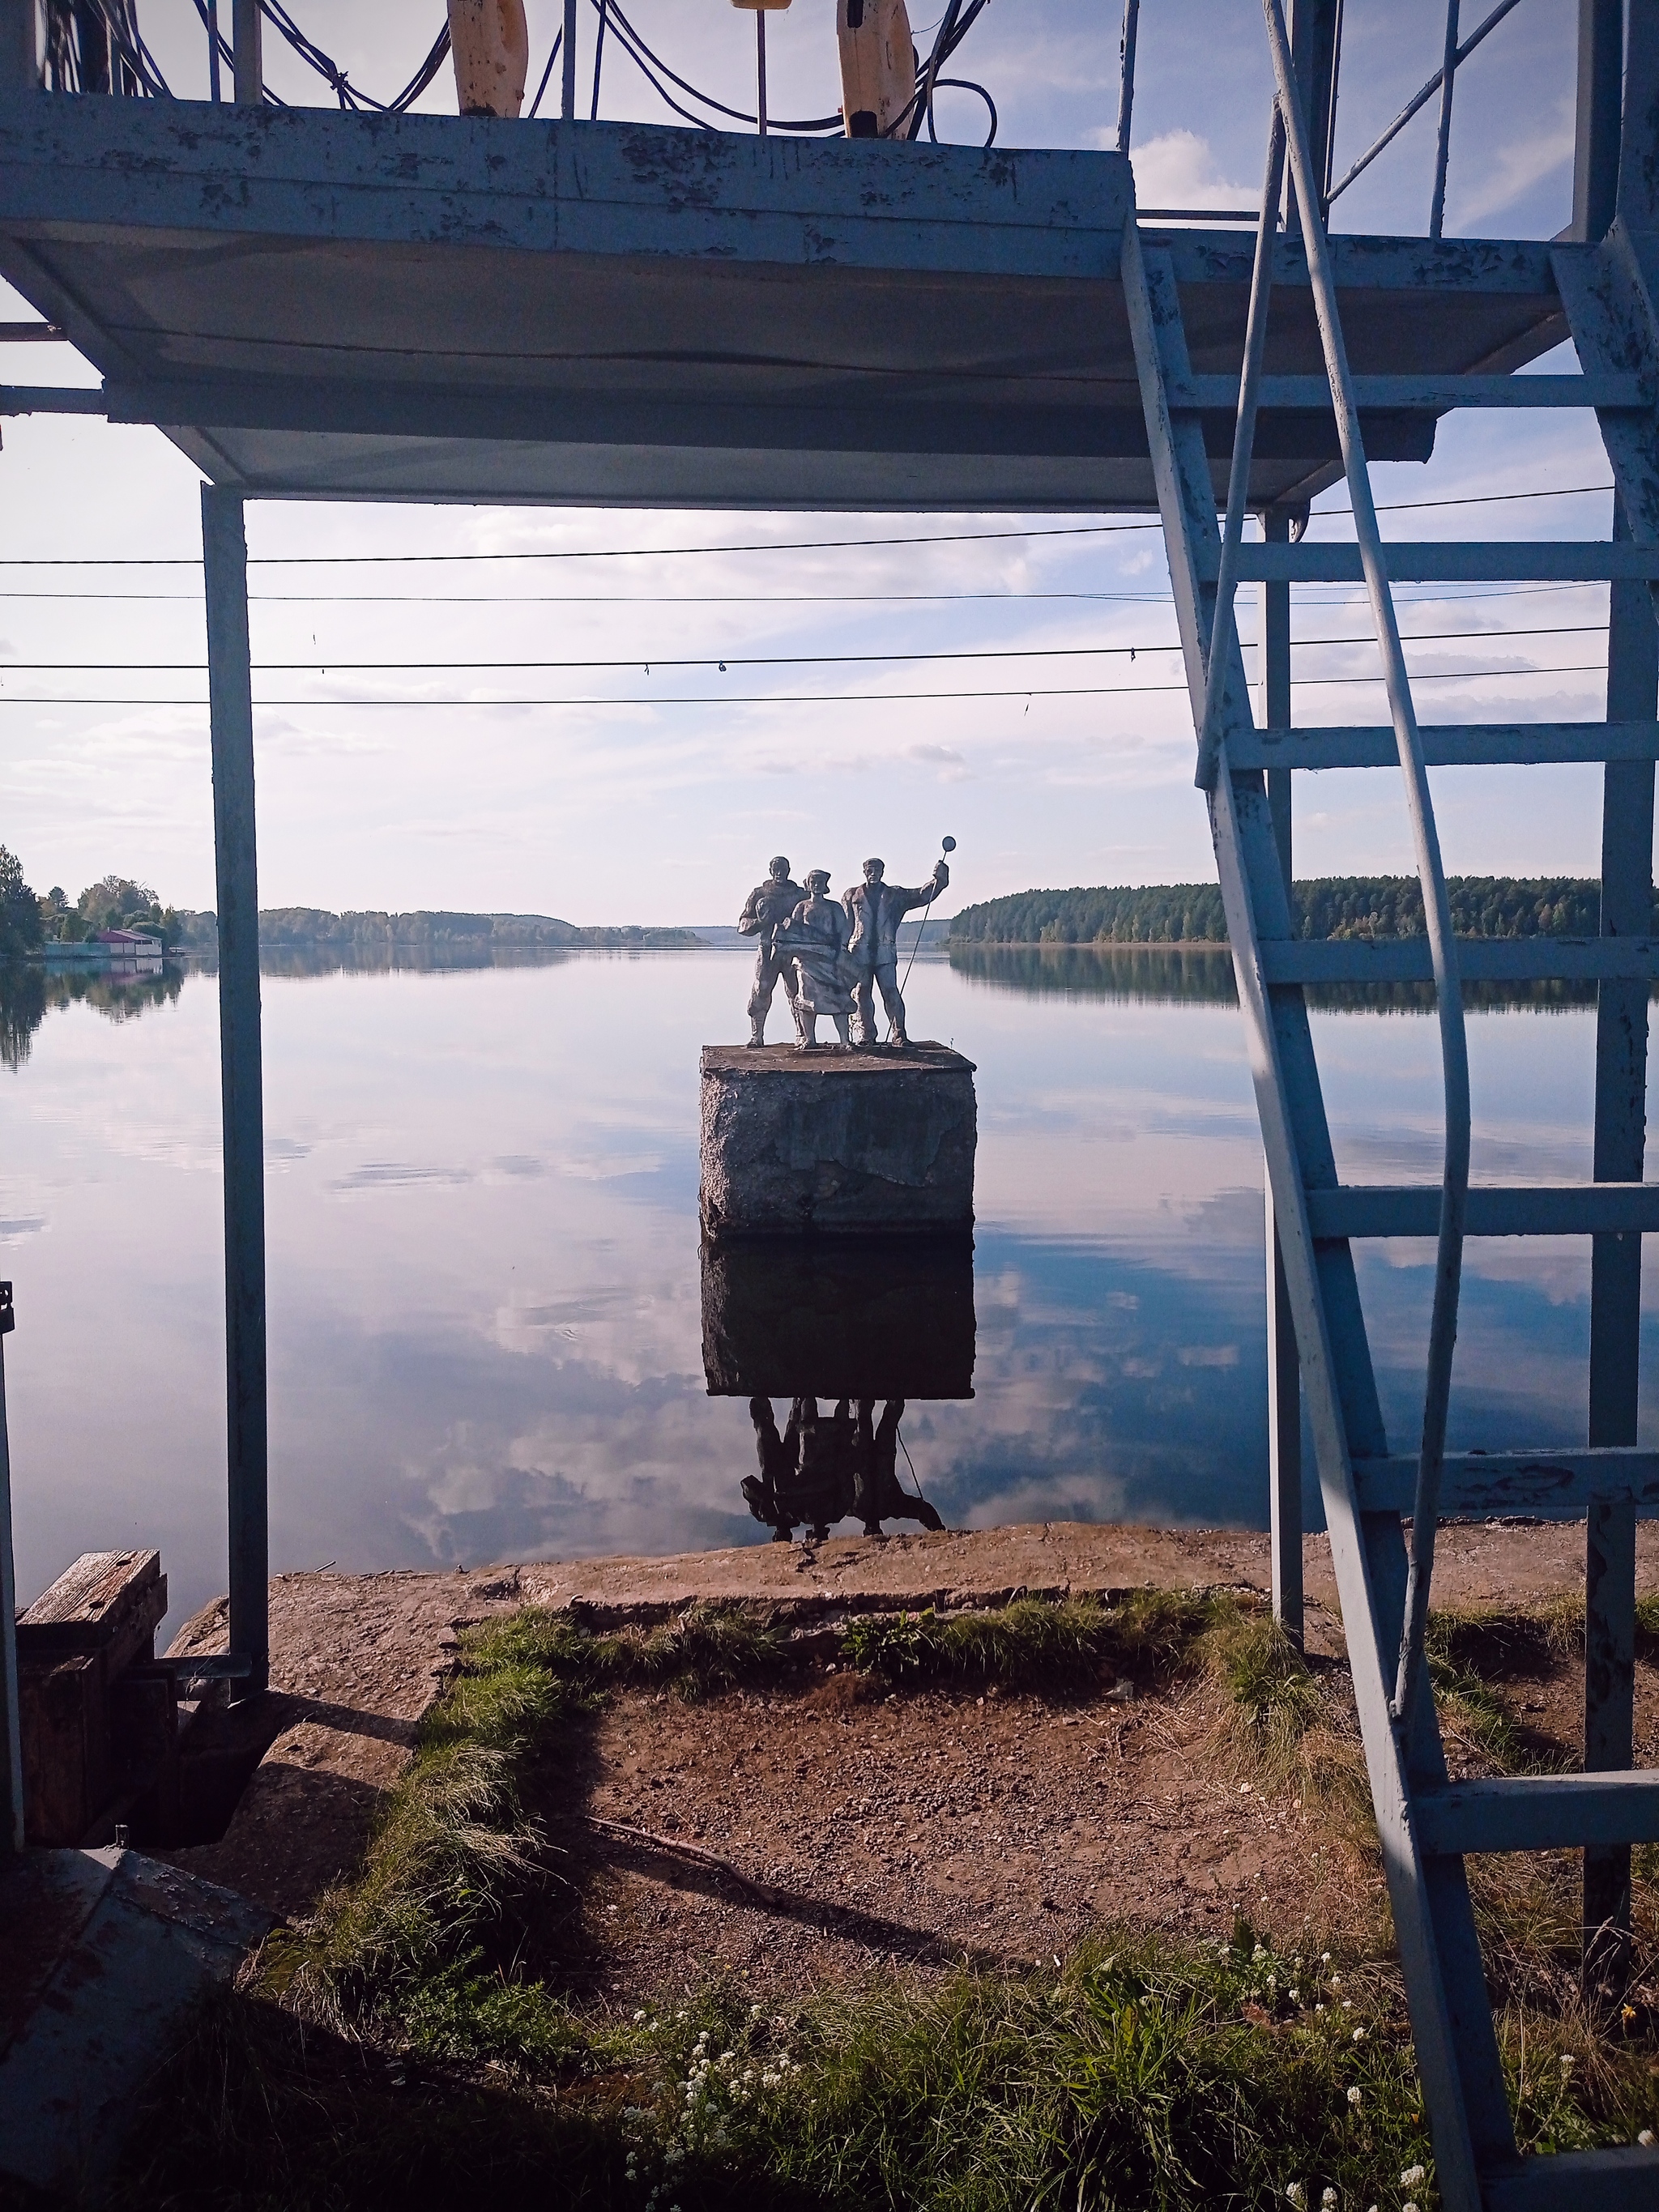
1584, 493, 1657, 2001
0, 1285, 22, 1854
1290, 0, 1342, 227
0, 0, 37, 92
232, 0, 262, 105
202, 487, 268, 1701
1574, 0, 1624, 241
1261, 504, 1303, 1652
562, 0, 578, 120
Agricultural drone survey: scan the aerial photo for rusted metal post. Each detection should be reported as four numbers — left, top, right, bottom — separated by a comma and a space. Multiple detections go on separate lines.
203, 486, 269, 1700
0, 1285, 22, 1852
1261, 506, 1303, 1650
232, 0, 262, 104
1584, 493, 1657, 2000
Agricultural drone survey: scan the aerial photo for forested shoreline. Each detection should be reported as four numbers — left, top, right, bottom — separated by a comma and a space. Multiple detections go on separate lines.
949, 876, 1616, 946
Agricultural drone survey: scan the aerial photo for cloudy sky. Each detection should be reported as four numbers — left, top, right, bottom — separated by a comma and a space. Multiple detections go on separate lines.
0, 0, 1612, 925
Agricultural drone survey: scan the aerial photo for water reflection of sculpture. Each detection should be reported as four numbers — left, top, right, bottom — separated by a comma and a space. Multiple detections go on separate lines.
744, 1396, 945, 1542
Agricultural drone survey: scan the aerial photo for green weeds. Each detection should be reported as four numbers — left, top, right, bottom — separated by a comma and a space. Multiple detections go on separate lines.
842, 1588, 1222, 1692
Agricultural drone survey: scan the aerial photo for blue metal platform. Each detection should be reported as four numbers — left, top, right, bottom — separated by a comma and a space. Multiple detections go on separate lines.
0, 99, 1563, 509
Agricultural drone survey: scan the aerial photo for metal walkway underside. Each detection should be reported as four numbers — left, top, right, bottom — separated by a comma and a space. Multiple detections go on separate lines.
0, 99, 1563, 509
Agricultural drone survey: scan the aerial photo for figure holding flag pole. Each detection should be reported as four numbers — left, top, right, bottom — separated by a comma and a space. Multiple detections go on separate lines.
842, 837, 954, 1050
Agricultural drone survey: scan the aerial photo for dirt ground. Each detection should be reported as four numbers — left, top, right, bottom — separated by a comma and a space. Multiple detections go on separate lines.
154, 1521, 1659, 1978
557, 1669, 1367, 2005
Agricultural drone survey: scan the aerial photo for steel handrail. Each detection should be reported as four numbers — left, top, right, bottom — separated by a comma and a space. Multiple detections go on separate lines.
1193, 104, 1284, 794
1260, 0, 1471, 1731
1327, 0, 1523, 207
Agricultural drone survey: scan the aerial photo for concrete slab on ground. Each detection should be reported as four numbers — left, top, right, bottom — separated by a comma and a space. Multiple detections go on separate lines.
0, 1847, 270, 2193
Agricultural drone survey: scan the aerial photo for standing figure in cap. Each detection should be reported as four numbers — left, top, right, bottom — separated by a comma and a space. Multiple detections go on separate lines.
778, 868, 855, 1048
842, 851, 949, 1048
737, 854, 804, 1046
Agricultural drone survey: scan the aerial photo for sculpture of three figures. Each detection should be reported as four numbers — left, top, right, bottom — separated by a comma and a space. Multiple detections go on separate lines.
737, 851, 950, 1049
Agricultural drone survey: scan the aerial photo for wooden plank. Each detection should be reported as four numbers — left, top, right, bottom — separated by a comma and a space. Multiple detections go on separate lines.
1229, 722, 1659, 771
1416, 1771, 1659, 1854
16, 1550, 164, 1664
1308, 1183, 1659, 1238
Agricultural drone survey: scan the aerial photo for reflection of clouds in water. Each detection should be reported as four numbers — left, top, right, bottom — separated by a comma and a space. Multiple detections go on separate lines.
13, 951, 1659, 1629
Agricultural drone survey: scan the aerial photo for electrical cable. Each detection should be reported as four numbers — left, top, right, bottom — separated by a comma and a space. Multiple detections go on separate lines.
0, 622, 1613, 673
584, 0, 842, 133
527, 32, 563, 121
0, 481, 1619, 568
253, 4, 452, 113
0, 665, 1616, 707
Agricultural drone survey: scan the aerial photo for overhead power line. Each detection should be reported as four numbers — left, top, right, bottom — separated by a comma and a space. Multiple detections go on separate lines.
0, 622, 1612, 674
0, 664, 1613, 710
0, 484, 1618, 569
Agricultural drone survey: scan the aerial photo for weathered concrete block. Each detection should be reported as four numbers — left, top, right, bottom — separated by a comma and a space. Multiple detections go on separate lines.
702, 1233, 976, 1396
699, 1043, 976, 1237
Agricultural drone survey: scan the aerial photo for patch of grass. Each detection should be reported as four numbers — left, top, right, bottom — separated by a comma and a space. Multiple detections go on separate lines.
1204, 1609, 1324, 1771
482, 1600, 790, 1703
1424, 1606, 1575, 1775
118, 1923, 1659, 2212
842, 1588, 1224, 1691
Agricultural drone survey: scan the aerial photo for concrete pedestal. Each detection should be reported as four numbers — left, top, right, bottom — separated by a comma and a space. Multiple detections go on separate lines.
699, 1043, 976, 1238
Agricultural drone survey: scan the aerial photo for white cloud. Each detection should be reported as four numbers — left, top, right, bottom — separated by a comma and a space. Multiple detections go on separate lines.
1127, 129, 1257, 211
1452, 100, 1574, 227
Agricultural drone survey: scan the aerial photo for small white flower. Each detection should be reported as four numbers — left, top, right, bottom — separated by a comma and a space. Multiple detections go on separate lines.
1401, 2168, 1427, 2189
1321, 1952, 1332, 1963
1323, 2192, 1338, 2209
1403, 2202, 1420, 2212
1351, 2027, 1367, 2043
1559, 2053, 1576, 2071
1290, 1988, 1300, 2002
1315, 2004, 1325, 2015
633, 2010, 646, 2023
1347, 2086, 1362, 2108
1286, 2187, 1306, 2209
1641, 2130, 1657, 2147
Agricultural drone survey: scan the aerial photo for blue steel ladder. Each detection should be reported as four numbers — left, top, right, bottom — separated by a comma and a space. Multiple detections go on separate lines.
1126, 6, 1659, 2207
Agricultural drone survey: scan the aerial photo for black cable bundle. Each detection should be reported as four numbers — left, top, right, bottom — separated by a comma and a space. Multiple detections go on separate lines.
62, 0, 996, 147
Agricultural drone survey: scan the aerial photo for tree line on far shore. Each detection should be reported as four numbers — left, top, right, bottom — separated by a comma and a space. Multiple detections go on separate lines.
948, 876, 1615, 946
0, 847, 702, 960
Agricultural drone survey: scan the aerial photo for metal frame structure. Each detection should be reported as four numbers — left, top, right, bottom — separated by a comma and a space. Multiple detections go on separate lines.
1, 3, 1658, 2199
1124, 3, 1659, 2202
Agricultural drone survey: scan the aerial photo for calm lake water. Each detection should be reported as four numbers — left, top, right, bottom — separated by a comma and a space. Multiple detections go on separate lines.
1, 945, 1652, 1636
